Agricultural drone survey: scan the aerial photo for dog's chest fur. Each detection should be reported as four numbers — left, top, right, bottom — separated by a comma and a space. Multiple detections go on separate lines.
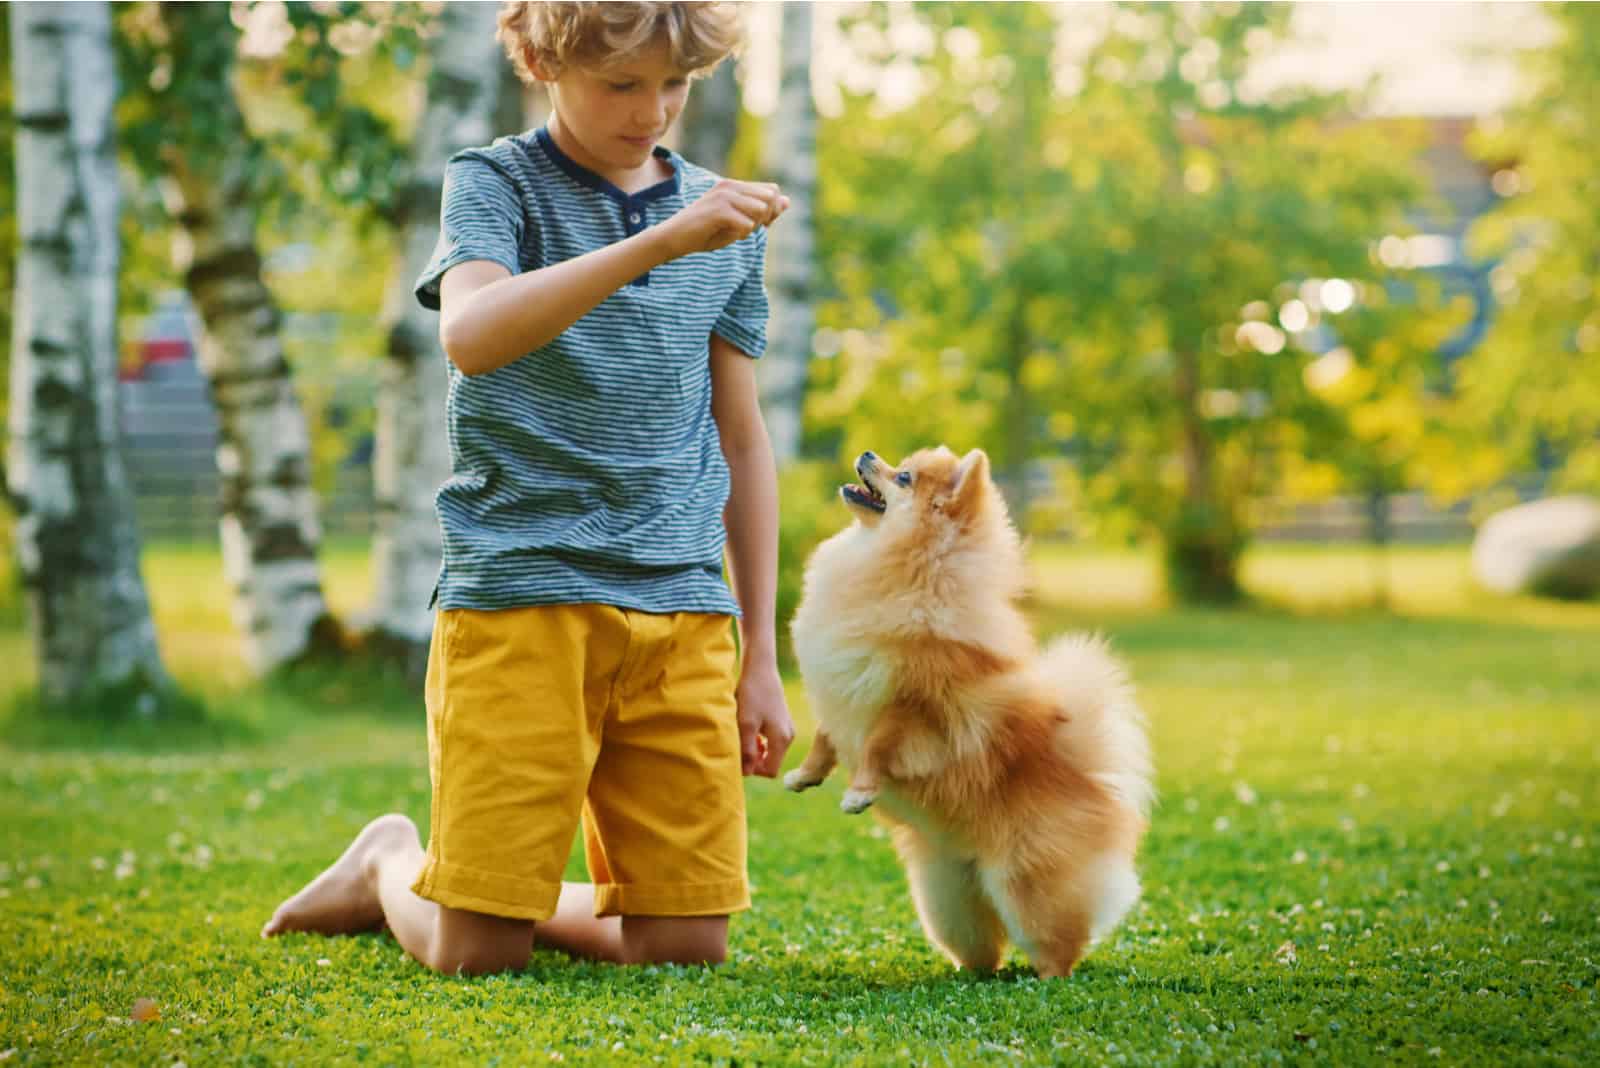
793, 625, 892, 766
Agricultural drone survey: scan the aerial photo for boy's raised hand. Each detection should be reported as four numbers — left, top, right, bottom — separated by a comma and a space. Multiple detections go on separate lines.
663, 179, 789, 257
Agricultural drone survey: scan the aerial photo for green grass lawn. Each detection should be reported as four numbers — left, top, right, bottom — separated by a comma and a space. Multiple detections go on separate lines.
2, 541, 1597, 1065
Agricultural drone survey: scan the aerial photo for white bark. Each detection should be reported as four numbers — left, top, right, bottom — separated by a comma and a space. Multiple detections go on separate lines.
758, 0, 817, 466
156, 23, 334, 674
7, 1, 170, 707
366, 1, 509, 652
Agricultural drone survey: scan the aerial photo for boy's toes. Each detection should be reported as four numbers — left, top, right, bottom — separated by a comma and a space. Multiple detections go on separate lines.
840, 788, 876, 814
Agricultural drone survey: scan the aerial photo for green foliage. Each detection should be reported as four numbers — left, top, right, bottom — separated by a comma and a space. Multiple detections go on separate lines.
1463, 5, 1600, 492
2, 544, 1596, 1064
113, 2, 423, 229
809, 3, 1433, 603
1283, 277, 1478, 518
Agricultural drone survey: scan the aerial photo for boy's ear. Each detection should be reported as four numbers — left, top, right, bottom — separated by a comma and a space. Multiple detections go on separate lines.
524, 50, 555, 84
949, 449, 990, 514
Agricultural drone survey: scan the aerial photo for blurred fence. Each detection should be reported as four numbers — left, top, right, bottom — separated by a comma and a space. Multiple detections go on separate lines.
120, 359, 375, 543
118, 294, 376, 543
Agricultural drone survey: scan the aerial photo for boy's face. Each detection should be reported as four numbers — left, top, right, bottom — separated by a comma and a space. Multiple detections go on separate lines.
541, 42, 691, 181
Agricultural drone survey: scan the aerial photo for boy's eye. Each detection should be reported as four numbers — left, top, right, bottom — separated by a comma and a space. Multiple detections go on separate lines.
608, 82, 636, 91
895, 471, 912, 487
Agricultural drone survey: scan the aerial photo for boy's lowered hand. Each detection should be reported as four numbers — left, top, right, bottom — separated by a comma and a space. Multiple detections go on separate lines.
734, 659, 794, 778
661, 179, 790, 258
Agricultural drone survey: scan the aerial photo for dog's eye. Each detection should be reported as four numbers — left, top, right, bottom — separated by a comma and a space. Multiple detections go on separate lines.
895, 471, 912, 487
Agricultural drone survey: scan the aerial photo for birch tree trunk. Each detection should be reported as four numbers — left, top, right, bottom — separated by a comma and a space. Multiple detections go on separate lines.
367, 1, 508, 662
758, 1, 817, 465
7, 1, 170, 709
678, 60, 740, 175
156, 2, 337, 674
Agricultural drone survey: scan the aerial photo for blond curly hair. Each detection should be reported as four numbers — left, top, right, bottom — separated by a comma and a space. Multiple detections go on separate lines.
497, 2, 744, 83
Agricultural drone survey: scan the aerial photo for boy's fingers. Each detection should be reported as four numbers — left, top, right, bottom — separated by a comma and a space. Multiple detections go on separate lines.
755, 736, 779, 778
739, 724, 761, 775
760, 735, 791, 777
727, 192, 771, 222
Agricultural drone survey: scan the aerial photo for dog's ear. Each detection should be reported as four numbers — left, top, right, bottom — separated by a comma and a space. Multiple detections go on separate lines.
948, 449, 990, 515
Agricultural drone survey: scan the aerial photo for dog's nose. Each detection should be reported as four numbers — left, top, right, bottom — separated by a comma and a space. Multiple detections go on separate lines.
859, 451, 878, 466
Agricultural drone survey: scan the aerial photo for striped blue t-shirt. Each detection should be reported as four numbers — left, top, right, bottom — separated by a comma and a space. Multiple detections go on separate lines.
413, 126, 768, 617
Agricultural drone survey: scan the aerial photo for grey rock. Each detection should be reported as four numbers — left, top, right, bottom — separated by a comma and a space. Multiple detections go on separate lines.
1472, 495, 1600, 599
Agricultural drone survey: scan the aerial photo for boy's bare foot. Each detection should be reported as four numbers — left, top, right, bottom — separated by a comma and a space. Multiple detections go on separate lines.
260, 813, 416, 938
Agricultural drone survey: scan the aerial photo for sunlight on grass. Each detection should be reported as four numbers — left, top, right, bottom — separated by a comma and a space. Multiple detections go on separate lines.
2, 537, 1596, 1064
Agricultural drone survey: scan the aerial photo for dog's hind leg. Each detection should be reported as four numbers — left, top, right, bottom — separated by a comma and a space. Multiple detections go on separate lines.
981, 861, 1111, 979
893, 828, 1006, 973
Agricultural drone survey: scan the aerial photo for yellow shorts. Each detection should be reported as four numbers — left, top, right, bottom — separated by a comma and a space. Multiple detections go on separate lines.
411, 603, 750, 921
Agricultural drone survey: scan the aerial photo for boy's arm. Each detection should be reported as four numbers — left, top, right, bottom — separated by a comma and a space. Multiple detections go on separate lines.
710, 334, 795, 778
440, 180, 788, 376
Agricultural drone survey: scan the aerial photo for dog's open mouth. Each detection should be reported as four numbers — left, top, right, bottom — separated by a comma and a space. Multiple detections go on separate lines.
841, 481, 886, 514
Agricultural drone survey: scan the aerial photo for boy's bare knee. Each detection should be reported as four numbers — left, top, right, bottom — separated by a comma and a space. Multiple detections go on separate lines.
621, 915, 729, 966
422, 906, 535, 976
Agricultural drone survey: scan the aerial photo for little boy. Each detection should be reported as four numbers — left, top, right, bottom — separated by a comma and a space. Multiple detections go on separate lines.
262, 1, 794, 974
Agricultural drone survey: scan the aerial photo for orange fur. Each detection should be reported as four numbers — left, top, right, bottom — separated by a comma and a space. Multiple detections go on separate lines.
787, 447, 1153, 977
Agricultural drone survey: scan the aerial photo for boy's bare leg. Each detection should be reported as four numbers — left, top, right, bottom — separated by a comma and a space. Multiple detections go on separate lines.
262, 814, 726, 972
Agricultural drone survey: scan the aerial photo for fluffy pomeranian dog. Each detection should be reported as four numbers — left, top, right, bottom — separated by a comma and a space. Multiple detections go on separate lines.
785, 447, 1153, 978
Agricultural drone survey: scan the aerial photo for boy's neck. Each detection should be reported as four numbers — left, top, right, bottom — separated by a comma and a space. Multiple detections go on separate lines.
546, 114, 673, 196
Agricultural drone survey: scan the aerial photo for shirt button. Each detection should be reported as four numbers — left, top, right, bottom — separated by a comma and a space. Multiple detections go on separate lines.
628, 212, 641, 224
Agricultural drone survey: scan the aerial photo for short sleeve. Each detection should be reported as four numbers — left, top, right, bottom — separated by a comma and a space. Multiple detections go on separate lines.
712, 227, 769, 359
414, 153, 526, 311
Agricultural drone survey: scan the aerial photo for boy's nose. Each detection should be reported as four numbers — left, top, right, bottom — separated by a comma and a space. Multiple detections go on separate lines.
637, 95, 670, 129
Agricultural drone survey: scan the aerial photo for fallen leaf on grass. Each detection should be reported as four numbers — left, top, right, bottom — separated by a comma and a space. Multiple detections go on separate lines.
130, 998, 160, 1023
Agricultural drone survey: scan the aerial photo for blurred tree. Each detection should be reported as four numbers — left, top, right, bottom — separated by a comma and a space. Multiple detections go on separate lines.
759, 0, 818, 466
0, 13, 13, 464
368, 0, 509, 672
6, 2, 173, 713
1284, 277, 1471, 604
808, 2, 1051, 498
678, 58, 740, 174
1463, 4, 1600, 492
810, 2, 1425, 601
114, 1, 343, 674
113, 1, 424, 673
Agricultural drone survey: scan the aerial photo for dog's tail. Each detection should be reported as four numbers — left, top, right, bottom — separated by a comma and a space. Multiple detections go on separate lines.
1036, 633, 1155, 820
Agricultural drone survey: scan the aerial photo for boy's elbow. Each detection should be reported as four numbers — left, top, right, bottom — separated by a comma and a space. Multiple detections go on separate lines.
440, 319, 490, 376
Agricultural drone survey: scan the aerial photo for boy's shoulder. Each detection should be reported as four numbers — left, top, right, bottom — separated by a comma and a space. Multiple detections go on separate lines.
446, 130, 540, 181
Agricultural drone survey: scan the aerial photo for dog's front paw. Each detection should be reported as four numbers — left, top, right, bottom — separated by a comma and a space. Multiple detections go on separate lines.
783, 769, 822, 792
839, 788, 877, 814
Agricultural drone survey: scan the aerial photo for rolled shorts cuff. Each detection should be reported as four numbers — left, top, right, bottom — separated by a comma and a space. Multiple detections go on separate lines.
593, 878, 751, 919
411, 856, 563, 922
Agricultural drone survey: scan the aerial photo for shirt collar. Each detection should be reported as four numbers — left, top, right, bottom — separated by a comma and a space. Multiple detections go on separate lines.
534, 126, 681, 204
